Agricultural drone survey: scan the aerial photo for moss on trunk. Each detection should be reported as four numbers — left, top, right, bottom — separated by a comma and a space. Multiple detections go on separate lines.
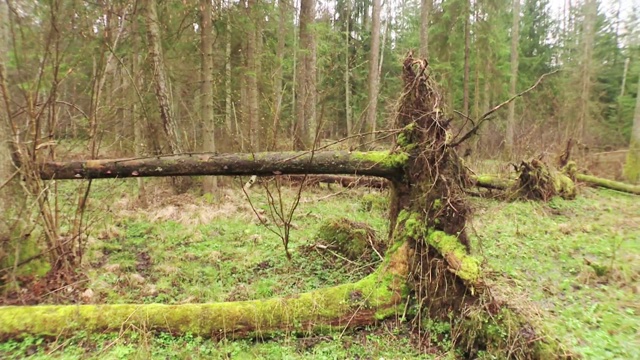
0, 242, 410, 340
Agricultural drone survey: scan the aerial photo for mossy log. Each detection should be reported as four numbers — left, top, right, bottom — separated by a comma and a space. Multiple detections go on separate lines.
576, 173, 640, 195
0, 242, 410, 340
472, 173, 640, 196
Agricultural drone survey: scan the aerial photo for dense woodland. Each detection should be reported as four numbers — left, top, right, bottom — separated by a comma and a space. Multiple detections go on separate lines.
0, 0, 639, 358
0, 0, 638, 160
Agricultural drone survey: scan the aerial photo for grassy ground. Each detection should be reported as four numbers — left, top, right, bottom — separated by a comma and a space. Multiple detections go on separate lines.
1, 178, 639, 359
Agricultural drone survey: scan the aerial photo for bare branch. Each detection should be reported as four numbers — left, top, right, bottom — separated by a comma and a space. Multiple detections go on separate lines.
451, 69, 561, 147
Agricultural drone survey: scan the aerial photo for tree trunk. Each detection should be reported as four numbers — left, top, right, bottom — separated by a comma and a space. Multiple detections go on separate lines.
0, 248, 409, 339
271, 0, 288, 150
131, 11, 146, 205
39, 151, 406, 180
201, 0, 217, 193
363, 0, 381, 146
224, 0, 233, 151
577, 0, 596, 142
345, 0, 352, 137
0, 0, 16, 250
294, 0, 317, 150
246, 0, 261, 151
624, 74, 640, 183
462, 0, 471, 117
143, 0, 183, 155
419, 0, 431, 59
506, 0, 520, 154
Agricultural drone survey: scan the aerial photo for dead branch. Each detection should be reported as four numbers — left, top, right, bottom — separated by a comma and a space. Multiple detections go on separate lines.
451, 69, 561, 147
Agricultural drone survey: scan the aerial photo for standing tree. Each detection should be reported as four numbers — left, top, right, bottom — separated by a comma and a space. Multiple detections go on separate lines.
201, 0, 217, 193
420, 0, 431, 59
577, 0, 597, 141
143, 0, 183, 155
506, 0, 520, 154
246, 0, 261, 151
363, 0, 382, 145
624, 73, 640, 183
294, 0, 317, 150
0, 0, 15, 256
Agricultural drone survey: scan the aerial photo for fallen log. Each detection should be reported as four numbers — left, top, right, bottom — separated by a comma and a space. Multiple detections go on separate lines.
0, 241, 410, 339
576, 173, 640, 195
471, 173, 640, 196
39, 151, 406, 180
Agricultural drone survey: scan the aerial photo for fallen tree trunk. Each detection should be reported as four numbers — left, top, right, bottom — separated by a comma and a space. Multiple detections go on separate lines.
0, 242, 410, 339
471, 173, 640, 196
576, 173, 640, 195
39, 151, 405, 180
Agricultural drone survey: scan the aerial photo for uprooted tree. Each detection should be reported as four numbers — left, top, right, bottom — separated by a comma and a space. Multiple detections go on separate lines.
2, 56, 574, 357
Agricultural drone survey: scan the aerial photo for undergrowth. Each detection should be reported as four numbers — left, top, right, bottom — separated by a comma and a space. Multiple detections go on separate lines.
1, 179, 638, 359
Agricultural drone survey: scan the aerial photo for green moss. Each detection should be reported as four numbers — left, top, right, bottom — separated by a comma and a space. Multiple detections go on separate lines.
0, 242, 412, 339
552, 172, 576, 199
352, 151, 409, 169
425, 231, 481, 284
624, 139, 640, 184
315, 219, 378, 260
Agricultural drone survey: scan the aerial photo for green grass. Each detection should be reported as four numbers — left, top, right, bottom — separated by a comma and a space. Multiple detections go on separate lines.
1, 179, 639, 359
470, 188, 640, 359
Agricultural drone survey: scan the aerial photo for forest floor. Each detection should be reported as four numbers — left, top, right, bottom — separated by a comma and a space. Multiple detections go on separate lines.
1, 178, 638, 359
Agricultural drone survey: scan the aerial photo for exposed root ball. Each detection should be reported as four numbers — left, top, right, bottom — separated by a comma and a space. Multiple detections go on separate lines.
513, 158, 576, 201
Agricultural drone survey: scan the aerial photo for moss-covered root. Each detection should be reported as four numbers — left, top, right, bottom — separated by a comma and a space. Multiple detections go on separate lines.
576, 173, 640, 195
0, 243, 410, 340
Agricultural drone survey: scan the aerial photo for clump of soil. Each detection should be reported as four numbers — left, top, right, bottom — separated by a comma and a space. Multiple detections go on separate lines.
315, 218, 385, 261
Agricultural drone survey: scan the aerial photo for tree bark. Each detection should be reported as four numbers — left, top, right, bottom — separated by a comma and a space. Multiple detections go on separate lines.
419, 0, 431, 59
246, 0, 261, 151
462, 0, 470, 116
143, 0, 183, 154
294, 0, 317, 150
39, 151, 405, 180
271, 0, 288, 149
345, 0, 352, 137
506, 0, 520, 154
0, 0, 16, 246
131, 11, 146, 205
624, 73, 640, 183
201, 0, 217, 193
363, 0, 381, 146
224, 0, 233, 151
577, 0, 596, 142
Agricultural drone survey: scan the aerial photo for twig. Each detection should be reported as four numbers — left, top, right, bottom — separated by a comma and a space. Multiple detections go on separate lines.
451, 69, 561, 147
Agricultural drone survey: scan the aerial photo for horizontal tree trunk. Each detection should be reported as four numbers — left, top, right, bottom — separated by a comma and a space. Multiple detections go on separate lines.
473, 173, 640, 195
0, 242, 410, 340
39, 151, 406, 180
576, 173, 640, 195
